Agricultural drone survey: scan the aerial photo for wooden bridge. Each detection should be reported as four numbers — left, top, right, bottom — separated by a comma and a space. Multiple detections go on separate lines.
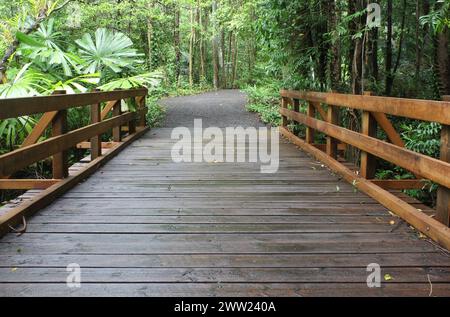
0, 89, 449, 296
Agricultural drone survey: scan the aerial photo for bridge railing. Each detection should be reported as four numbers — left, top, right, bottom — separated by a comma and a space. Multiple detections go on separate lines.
280, 90, 450, 250
0, 88, 148, 235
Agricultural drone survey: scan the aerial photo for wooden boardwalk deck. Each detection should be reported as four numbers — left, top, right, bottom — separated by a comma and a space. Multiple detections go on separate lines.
0, 128, 449, 296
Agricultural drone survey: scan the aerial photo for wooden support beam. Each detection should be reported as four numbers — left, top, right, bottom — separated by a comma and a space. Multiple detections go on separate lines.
0, 179, 60, 190
436, 95, 450, 226
101, 100, 117, 120
326, 105, 339, 159
280, 107, 450, 188
311, 102, 327, 121
280, 127, 450, 251
51, 91, 68, 179
306, 102, 316, 144
21, 111, 57, 148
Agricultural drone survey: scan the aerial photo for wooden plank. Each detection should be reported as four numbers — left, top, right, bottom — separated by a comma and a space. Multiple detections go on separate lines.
1, 267, 449, 283
280, 90, 450, 125
436, 95, 450, 226
76, 141, 119, 149
280, 108, 450, 189
0, 179, 60, 190
0, 283, 449, 297
280, 127, 450, 251
371, 179, 429, 190
137, 96, 147, 127
2, 252, 449, 268
0, 88, 147, 119
0, 126, 149, 236
0, 112, 135, 177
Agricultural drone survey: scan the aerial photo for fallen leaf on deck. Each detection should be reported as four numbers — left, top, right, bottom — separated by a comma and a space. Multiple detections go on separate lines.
384, 274, 393, 281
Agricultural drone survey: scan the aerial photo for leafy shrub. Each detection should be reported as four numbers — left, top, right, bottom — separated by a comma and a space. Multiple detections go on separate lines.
243, 84, 281, 126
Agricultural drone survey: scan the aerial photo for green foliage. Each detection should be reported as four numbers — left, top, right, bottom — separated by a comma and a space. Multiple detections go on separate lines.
75, 28, 143, 75
401, 122, 441, 158
0, 63, 50, 97
98, 71, 163, 91
146, 98, 165, 128
244, 84, 281, 126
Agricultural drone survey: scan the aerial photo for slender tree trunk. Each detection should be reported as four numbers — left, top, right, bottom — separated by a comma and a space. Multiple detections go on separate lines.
212, 0, 220, 89
198, 2, 205, 82
147, 11, 153, 69
189, 5, 195, 87
385, 0, 394, 96
328, 0, 341, 91
232, 35, 238, 87
174, 6, 181, 85
220, 30, 227, 88
437, 26, 450, 95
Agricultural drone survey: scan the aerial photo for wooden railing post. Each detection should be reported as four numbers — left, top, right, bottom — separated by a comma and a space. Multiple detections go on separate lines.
281, 97, 288, 127
51, 90, 68, 179
306, 102, 316, 144
326, 105, 339, 159
139, 96, 148, 127
112, 100, 122, 142
437, 95, 450, 226
90, 90, 102, 160
360, 92, 377, 178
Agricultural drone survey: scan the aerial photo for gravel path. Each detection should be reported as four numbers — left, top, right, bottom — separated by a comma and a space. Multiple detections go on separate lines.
160, 89, 265, 128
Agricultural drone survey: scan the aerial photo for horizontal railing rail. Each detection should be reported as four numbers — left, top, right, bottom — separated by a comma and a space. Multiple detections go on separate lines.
279, 90, 450, 250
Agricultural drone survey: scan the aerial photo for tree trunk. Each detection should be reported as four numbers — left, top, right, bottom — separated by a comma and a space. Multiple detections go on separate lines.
328, 0, 341, 91
437, 26, 450, 96
385, 0, 394, 96
212, 0, 220, 89
174, 6, 181, 85
189, 6, 195, 87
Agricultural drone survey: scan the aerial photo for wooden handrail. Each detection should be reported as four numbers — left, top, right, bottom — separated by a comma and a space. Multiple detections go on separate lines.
0, 88, 148, 119
279, 90, 450, 250
281, 90, 450, 124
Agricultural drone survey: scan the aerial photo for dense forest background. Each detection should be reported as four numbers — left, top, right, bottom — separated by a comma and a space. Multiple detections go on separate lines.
0, 0, 449, 204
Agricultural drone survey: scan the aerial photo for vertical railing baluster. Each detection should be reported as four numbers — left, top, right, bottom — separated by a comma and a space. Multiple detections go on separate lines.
112, 99, 122, 142
306, 101, 316, 144
437, 95, 450, 226
51, 90, 68, 179
326, 105, 339, 159
360, 92, 377, 178
90, 90, 102, 159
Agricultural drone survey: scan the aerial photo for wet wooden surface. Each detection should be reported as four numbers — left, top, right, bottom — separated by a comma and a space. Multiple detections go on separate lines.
0, 128, 449, 297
